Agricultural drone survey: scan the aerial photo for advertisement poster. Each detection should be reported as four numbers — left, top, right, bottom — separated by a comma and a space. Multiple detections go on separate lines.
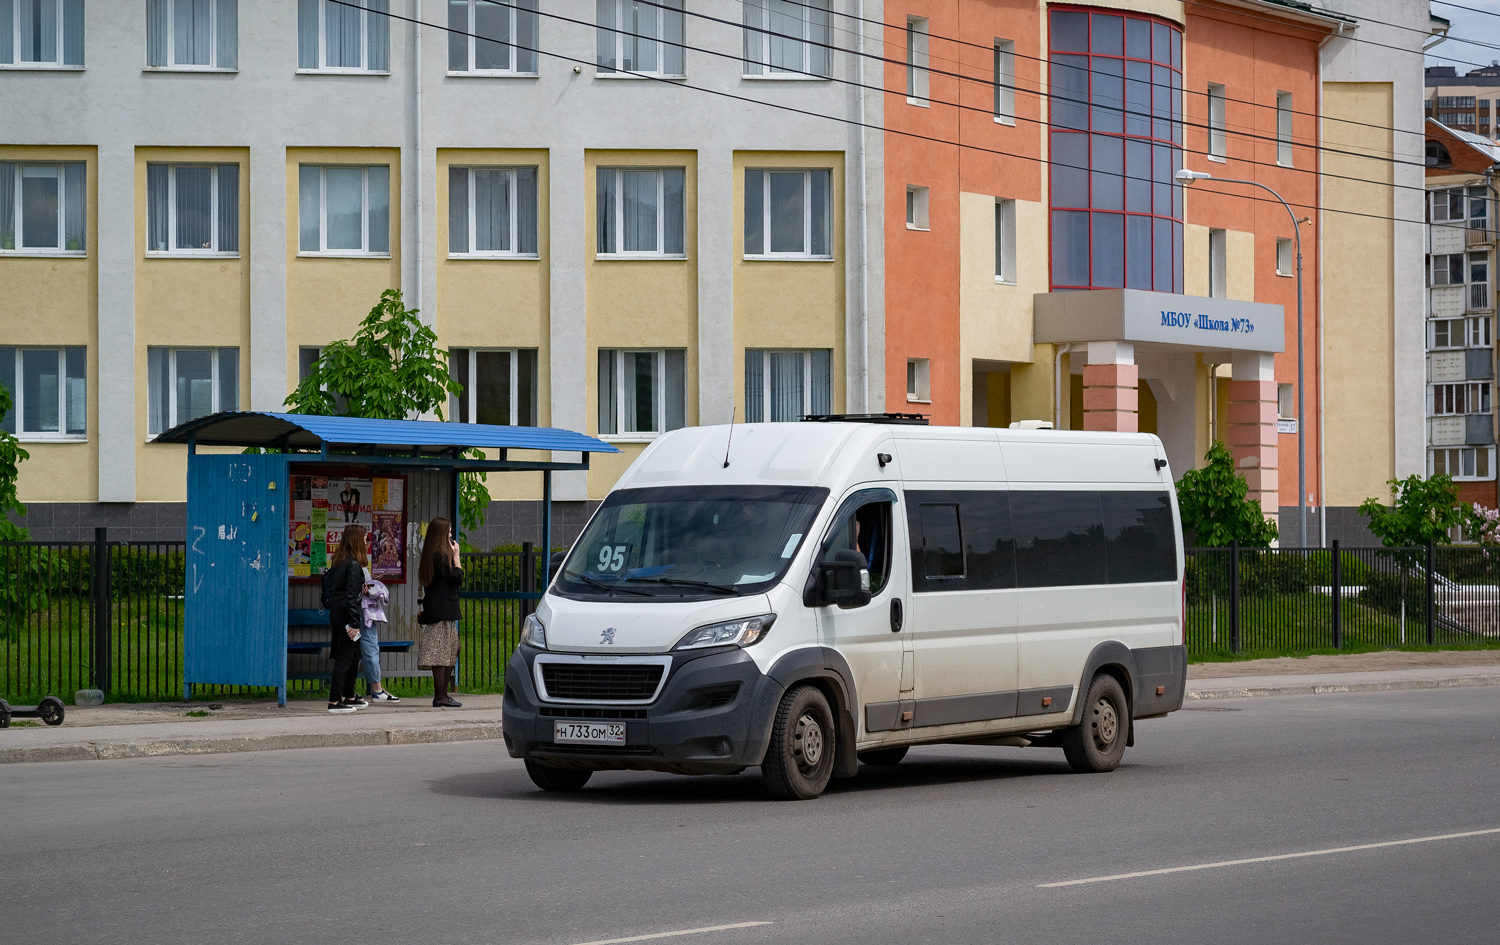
289, 468, 407, 582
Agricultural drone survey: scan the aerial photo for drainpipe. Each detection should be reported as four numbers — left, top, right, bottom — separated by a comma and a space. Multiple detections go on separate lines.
1054, 344, 1073, 430
413, 0, 423, 322
1207, 361, 1221, 447
856, 0, 870, 410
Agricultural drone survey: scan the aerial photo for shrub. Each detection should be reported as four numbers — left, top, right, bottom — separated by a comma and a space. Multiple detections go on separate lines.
1239, 551, 1310, 597
1358, 569, 1425, 616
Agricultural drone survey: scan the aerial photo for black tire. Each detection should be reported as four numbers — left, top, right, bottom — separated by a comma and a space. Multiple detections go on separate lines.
1061, 674, 1129, 773
37, 697, 65, 726
857, 745, 909, 767
524, 760, 593, 792
762, 684, 837, 800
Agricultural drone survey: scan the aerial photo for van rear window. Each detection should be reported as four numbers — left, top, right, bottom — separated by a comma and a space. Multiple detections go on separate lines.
904, 489, 1175, 591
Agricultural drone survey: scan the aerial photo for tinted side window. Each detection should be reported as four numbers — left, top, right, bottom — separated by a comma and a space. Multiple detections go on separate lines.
1012, 491, 1107, 587
905, 491, 1016, 592
1102, 490, 1176, 583
917, 503, 965, 581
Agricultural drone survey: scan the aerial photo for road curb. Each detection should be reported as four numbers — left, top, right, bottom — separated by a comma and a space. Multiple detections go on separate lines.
1186, 674, 1500, 701
0, 723, 506, 765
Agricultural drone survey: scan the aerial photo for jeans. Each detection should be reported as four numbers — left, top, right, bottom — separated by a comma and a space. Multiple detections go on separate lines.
359, 620, 383, 690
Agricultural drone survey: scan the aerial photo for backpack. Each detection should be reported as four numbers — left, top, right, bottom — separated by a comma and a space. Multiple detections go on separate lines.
320, 565, 339, 611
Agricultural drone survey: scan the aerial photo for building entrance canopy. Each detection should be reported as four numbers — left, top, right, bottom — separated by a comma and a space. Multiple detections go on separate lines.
1034, 289, 1285, 355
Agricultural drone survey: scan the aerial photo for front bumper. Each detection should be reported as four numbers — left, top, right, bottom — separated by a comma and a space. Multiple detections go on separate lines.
501, 645, 784, 775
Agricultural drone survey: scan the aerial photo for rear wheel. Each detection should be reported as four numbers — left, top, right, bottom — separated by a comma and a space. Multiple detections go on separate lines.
524, 760, 593, 792
857, 745, 909, 767
762, 684, 836, 800
1061, 674, 1129, 773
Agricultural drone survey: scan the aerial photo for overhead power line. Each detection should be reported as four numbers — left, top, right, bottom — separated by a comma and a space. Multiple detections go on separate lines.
342, 0, 1435, 231
478, 0, 1434, 193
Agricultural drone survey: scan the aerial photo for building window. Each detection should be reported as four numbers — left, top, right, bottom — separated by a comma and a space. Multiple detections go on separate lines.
449, 348, 538, 426
1277, 237, 1294, 277
448, 166, 539, 257
146, 0, 237, 70
906, 17, 928, 104
298, 165, 390, 255
1472, 251, 1491, 310
745, 349, 832, 421
1432, 447, 1494, 480
906, 357, 931, 403
1430, 252, 1465, 286
0, 162, 86, 253
1277, 382, 1293, 420
1276, 91, 1293, 166
147, 347, 237, 435
906, 185, 929, 230
0, 0, 83, 67
596, 167, 686, 258
1208, 227, 1226, 298
0, 346, 85, 439
598, 348, 686, 437
743, 168, 831, 258
742, 0, 830, 78
1431, 382, 1491, 416
1207, 83, 1226, 159
447, 0, 537, 75
297, 0, 389, 73
995, 198, 1016, 283
146, 164, 239, 254
994, 39, 1015, 124
1430, 316, 1491, 349
596, 0, 684, 77
1049, 8, 1183, 293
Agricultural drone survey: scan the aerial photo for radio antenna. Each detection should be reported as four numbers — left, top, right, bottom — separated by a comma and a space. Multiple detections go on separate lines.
722, 408, 736, 468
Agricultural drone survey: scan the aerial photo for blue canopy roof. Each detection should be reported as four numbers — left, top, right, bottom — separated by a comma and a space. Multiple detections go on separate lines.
153, 411, 618, 457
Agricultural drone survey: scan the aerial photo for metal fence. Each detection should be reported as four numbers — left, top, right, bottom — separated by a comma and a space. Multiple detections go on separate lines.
0, 534, 548, 703
1186, 542, 1500, 658
0, 531, 186, 703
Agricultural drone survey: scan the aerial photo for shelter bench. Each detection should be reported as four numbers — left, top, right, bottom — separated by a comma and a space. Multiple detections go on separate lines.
287, 609, 413, 681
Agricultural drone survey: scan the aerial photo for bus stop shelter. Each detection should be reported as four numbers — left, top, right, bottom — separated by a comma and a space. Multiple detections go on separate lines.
152, 411, 617, 705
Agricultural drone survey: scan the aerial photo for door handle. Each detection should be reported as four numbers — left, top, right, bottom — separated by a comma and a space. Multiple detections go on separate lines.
890, 598, 904, 633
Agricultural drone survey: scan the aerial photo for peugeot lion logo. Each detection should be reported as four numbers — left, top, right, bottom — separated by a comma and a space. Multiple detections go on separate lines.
600, 628, 616, 645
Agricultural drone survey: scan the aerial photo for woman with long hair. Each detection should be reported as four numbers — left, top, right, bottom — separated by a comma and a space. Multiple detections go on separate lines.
323, 525, 369, 713
418, 517, 464, 707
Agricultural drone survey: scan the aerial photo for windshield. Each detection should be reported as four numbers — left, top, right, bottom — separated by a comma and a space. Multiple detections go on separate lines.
555, 485, 830, 599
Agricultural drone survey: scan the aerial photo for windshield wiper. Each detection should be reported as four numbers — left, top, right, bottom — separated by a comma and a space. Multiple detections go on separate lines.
624, 576, 745, 595
562, 570, 651, 597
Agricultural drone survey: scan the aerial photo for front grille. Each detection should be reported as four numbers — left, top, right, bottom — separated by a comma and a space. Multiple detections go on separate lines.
540, 663, 665, 702
539, 706, 648, 720
542, 743, 659, 756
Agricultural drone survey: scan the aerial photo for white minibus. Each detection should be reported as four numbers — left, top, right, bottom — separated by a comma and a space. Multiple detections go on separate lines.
501, 417, 1187, 799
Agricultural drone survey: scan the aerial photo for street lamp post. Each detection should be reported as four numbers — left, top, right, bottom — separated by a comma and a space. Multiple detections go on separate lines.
1176, 168, 1308, 548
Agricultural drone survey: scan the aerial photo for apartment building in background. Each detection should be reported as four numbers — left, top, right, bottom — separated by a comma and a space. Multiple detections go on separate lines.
1425, 64, 1500, 142
1423, 119, 1498, 509
2, 0, 1433, 547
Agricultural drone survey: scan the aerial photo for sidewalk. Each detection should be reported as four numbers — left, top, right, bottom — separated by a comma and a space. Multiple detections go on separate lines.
4, 651, 1499, 764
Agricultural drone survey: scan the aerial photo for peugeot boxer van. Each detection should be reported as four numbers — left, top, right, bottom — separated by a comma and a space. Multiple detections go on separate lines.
501, 418, 1187, 799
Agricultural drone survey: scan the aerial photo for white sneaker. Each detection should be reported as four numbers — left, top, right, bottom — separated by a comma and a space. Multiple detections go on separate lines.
328, 703, 356, 714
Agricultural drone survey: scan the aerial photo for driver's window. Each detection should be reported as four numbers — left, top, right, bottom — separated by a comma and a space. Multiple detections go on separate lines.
821, 500, 893, 596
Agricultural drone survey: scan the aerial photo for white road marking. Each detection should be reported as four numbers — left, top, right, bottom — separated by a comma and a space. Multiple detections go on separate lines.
569, 921, 773, 945
1039, 827, 1500, 888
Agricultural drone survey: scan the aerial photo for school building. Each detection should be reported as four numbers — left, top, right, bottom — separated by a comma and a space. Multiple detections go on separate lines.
1, 0, 1434, 546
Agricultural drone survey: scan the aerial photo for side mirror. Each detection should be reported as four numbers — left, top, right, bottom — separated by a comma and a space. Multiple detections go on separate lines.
548, 550, 566, 582
805, 548, 872, 609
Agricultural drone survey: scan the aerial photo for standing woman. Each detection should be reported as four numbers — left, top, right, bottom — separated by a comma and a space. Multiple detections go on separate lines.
323, 525, 369, 713
418, 517, 464, 708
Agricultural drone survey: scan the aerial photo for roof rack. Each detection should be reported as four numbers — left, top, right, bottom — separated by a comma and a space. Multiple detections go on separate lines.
801, 413, 930, 425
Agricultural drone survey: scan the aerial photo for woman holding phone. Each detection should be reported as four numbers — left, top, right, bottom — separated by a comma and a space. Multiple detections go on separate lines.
418, 517, 464, 707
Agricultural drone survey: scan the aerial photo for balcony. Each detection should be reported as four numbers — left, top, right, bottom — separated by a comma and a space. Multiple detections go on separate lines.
1466, 226, 1493, 247
1471, 282, 1493, 312
1429, 414, 1496, 447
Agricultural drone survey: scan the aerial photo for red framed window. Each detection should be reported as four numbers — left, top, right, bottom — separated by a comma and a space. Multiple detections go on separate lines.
1048, 6, 1183, 293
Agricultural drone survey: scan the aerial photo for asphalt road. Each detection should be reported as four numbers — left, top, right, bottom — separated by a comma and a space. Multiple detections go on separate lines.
4, 689, 1499, 945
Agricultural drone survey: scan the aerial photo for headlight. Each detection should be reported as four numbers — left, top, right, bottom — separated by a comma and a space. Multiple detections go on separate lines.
673, 614, 775, 651
521, 613, 547, 649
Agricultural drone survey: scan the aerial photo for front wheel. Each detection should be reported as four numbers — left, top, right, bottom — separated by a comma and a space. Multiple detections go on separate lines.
762, 685, 836, 800
1061, 674, 1129, 773
525, 760, 593, 792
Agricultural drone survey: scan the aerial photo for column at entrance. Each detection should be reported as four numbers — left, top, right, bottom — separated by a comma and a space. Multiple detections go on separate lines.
1082, 342, 1138, 432
1227, 352, 1279, 525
